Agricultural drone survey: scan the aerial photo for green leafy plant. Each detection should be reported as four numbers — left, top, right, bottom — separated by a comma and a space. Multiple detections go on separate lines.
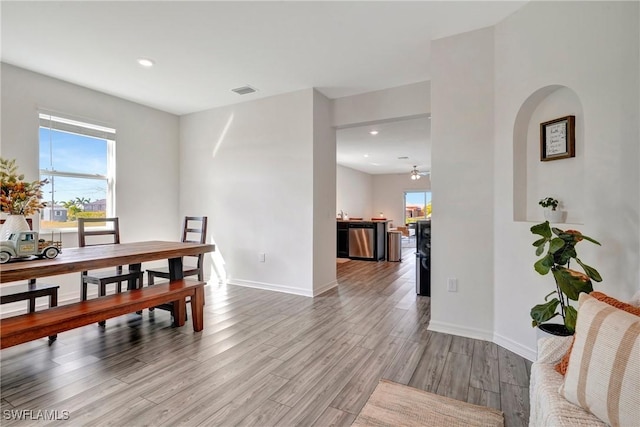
539, 197, 559, 211
530, 221, 602, 333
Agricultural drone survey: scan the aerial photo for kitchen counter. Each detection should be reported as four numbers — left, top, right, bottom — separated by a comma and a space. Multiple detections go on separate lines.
336, 219, 392, 223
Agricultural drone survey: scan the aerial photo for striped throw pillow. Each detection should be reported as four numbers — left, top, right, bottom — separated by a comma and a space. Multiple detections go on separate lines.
560, 293, 640, 427
555, 291, 640, 375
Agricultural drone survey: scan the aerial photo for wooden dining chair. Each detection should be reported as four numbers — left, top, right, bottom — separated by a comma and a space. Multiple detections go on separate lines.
147, 216, 208, 285
79, 218, 144, 325
146, 216, 207, 321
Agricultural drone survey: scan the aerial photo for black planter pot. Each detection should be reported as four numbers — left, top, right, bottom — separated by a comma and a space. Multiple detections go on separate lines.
539, 323, 573, 337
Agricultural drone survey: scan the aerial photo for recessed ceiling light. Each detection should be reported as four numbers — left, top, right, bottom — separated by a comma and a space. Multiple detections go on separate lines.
364, 154, 369, 158
369, 130, 379, 135
137, 58, 155, 67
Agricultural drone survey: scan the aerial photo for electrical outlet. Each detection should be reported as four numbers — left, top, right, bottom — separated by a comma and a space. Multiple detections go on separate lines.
447, 278, 458, 292
259, 253, 266, 262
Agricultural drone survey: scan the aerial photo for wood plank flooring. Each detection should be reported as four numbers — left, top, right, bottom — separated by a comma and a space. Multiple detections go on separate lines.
0, 249, 531, 426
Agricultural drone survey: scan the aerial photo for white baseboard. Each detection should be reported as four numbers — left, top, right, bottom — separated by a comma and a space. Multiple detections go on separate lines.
493, 332, 537, 362
313, 280, 338, 296
428, 321, 537, 362
427, 320, 494, 341
227, 278, 314, 297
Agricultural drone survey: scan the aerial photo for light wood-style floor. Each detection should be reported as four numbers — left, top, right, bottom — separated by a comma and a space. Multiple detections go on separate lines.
0, 249, 531, 426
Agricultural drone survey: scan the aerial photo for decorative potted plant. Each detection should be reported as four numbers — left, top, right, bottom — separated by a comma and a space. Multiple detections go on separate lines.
530, 221, 602, 335
0, 158, 48, 240
539, 197, 563, 223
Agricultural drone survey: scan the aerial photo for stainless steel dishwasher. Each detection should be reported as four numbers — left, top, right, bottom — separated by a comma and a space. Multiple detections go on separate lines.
348, 223, 375, 259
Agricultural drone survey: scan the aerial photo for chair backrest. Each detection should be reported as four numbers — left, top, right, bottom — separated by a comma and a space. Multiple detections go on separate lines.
396, 226, 409, 238
183, 216, 207, 268
182, 216, 208, 244
78, 217, 121, 247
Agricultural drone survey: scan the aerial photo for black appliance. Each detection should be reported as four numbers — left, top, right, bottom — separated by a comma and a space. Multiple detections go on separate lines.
415, 220, 431, 296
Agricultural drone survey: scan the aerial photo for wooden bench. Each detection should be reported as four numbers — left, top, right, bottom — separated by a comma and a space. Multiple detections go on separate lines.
0, 279, 205, 349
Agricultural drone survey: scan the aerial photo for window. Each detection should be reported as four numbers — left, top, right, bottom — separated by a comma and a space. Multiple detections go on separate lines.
39, 113, 115, 230
404, 191, 431, 225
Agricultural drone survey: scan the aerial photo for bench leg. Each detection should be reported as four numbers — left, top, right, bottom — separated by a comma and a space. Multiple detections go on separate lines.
172, 299, 186, 327
98, 283, 107, 326
49, 291, 58, 342
190, 287, 204, 332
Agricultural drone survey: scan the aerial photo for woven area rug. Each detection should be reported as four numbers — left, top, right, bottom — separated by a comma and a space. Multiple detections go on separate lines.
353, 379, 504, 427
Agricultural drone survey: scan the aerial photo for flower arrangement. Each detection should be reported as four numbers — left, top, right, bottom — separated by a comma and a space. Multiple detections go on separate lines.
0, 158, 48, 216
539, 197, 559, 211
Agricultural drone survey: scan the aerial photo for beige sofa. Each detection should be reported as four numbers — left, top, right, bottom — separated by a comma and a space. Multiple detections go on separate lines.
529, 336, 606, 426
529, 290, 640, 426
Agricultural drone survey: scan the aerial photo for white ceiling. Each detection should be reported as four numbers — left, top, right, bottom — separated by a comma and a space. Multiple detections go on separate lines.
337, 116, 431, 175
1, 1, 526, 174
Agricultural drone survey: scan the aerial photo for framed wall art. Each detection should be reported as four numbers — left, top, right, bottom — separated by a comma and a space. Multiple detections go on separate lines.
540, 115, 575, 161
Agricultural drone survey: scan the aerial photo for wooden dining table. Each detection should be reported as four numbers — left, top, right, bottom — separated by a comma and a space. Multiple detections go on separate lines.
0, 240, 216, 285
0, 241, 216, 348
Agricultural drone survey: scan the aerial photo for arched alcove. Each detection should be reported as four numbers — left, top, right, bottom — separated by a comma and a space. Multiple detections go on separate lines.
513, 85, 584, 224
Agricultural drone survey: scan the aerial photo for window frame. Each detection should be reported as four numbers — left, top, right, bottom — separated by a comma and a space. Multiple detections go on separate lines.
38, 112, 116, 231
403, 190, 432, 226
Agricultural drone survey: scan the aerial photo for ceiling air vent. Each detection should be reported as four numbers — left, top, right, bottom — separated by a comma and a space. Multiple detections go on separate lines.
231, 85, 257, 95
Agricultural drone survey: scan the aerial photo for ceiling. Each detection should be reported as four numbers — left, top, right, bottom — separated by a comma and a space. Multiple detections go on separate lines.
337, 116, 431, 175
1, 1, 526, 174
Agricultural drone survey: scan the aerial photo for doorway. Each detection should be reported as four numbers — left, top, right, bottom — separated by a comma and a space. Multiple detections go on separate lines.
402, 191, 431, 247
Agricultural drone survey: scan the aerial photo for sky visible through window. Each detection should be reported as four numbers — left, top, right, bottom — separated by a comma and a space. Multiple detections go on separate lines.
406, 191, 431, 207
39, 128, 108, 205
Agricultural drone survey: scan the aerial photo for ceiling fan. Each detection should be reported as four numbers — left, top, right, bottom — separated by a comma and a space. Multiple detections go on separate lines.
410, 165, 430, 180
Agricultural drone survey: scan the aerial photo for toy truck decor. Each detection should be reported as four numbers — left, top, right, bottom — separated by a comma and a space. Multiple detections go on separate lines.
0, 231, 62, 264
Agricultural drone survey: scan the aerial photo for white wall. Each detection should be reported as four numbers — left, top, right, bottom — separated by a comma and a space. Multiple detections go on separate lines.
312, 90, 337, 295
0, 63, 180, 313
373, 173, 431, 228
179, 89, 322, 297
513, 86, 585, 224
333, 81, 430, 128
430, 26, 496, 341
336, 166, 373, 219
493, 1, 640, 360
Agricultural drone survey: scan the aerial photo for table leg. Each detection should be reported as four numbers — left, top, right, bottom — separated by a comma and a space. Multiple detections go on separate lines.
168, 257, 184, 326
128, 263, 143, 315
27, 279, 37, 313
168, 257, 184, 281
128, 263, 142, 290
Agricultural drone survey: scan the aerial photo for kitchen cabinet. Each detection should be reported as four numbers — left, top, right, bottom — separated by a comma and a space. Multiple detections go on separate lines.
337, 222, 349, 258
